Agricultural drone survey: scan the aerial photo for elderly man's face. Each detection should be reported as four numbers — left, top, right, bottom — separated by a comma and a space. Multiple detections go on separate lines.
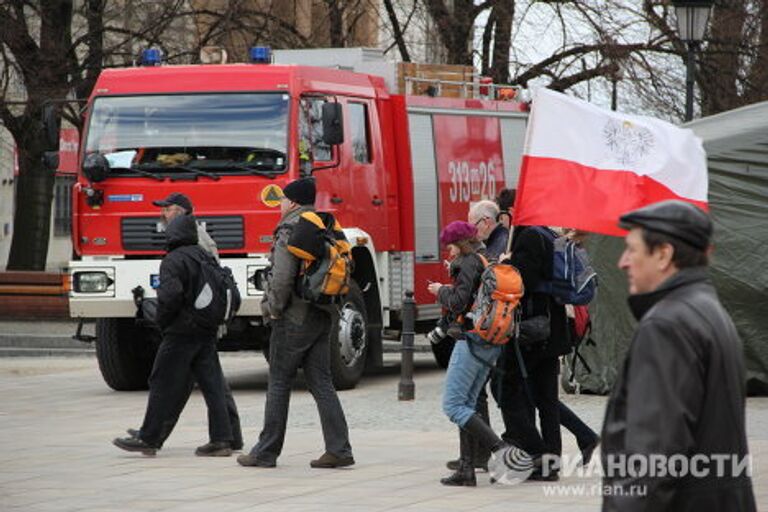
618, 228, 674, 295
468, 213, 495, 241
160, 204, 186, 225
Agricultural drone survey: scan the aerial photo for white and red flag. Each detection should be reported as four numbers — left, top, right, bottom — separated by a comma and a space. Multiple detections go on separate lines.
513, 88, 708, 236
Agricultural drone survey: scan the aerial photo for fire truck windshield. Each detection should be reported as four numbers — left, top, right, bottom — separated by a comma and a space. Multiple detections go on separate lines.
84, 93, 290, 177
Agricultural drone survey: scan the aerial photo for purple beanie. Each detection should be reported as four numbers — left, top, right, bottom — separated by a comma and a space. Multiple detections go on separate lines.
440, 221, 478, 246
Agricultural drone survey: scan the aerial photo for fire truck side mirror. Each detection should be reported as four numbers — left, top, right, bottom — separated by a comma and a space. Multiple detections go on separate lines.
42, 104, 60, 151
82, 153, 110, 183
321, 102, 344, 146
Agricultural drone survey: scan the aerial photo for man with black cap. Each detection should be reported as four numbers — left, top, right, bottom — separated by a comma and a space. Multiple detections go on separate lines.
113, 213, 234, 456
153, 192, 218, 260
238, 177, 354, 469
121, 192, 243, 453
601, 200, 756, 511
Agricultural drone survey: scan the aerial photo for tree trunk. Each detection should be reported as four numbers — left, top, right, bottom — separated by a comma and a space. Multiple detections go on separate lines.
327, 0, 345, 47
489, 0, 513, 84
383, 0, 411, 62
699, 1, 747, 116
7, 142, 56, 271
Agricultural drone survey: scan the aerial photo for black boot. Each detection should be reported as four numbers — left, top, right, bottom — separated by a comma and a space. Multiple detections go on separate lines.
463, 414, 505, 453
440, 429, 476, 487
446, 401, 490, 472
473, 399, 491, 470
463, 414, 535, 484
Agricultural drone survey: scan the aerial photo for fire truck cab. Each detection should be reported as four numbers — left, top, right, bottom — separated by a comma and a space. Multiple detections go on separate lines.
66, 47, 528, 391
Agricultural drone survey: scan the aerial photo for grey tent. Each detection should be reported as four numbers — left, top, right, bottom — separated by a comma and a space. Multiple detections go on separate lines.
569, 101, 768, 396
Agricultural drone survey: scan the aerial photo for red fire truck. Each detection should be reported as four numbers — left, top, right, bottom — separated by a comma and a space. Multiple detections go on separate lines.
64, 47, 529, 391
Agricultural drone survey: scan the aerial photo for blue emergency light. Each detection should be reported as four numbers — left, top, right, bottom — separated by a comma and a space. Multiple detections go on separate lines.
141, 48, 163, 66
249, 46, 272, 64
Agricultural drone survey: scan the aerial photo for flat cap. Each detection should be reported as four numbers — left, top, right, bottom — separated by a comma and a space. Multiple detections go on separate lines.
619, 200, 712, 250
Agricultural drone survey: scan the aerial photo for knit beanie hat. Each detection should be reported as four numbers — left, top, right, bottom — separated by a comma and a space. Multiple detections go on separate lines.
283, 177, 316, 206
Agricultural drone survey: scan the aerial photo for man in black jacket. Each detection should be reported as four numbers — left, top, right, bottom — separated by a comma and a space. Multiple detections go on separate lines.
602, 200, 756, 511
125, 192, 243, 452
497, 225, 572, 479
113, 214, 234, 456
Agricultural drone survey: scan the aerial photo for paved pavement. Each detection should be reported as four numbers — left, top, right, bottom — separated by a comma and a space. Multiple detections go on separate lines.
0, 352, 766, 512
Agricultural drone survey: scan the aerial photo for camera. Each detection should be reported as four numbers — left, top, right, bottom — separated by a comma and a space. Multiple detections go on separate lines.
426, 316, 451, 345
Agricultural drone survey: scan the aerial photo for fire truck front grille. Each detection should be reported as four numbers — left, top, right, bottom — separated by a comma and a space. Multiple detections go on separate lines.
121, 216, 245, 251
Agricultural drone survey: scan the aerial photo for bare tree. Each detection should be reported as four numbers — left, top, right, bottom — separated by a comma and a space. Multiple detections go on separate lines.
412, 0, 768, 120
422, 0, 496, 65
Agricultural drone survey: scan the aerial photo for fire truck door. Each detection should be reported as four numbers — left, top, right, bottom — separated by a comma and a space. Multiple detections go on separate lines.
299, 96, 348, 218
343, 99, 387, 244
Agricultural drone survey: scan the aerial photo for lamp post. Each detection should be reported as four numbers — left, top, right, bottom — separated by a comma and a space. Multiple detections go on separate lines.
671, 0, 715, 122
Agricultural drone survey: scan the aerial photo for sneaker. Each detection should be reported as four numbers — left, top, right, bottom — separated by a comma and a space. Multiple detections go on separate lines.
113, 436, 157, 456
195, 442, 232, 457
237, 454, 276, 468
309, 452, 355, 468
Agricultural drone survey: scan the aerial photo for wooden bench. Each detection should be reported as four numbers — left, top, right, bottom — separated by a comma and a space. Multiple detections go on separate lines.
0, 271, 69, 319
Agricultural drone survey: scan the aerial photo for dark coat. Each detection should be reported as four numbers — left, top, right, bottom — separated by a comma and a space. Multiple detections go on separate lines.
484, 223, 510, 261
156, 214, 213, 335
506, 226, 569, 359
437, 250, 485, 333
601, 268, 756, 512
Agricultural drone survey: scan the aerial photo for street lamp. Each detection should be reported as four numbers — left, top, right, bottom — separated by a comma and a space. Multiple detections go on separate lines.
671, 0, 715, 121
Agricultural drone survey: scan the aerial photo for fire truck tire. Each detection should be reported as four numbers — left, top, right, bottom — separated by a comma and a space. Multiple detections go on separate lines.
330, 282, 368, 390
95, 318, 156, 391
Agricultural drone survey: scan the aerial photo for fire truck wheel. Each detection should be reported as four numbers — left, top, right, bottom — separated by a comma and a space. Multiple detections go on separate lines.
330, 282, 368, 390
95, 318, 156, 391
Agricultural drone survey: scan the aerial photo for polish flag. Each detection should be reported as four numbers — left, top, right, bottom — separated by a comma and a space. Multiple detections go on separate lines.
513, 88, 708, 236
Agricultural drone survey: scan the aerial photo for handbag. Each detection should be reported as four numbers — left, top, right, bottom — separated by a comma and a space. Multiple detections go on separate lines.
517, 298, 550, 347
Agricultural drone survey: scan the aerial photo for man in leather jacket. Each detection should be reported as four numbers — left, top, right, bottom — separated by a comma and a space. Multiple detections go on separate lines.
602, 200, 756, 511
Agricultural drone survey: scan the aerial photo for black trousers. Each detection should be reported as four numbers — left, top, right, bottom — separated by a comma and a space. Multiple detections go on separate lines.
248, 308, 352, 464
494, 352, 562, 457
147, 377, 242, 449
139, 331, 233, 447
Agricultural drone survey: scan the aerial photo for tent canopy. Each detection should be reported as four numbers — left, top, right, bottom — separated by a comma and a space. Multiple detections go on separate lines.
572, 101, 768, 396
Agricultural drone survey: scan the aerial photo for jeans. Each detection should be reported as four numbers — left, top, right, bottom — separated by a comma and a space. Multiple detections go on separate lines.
249, 308, 352, 463
442, 334, 502, 428
139, 331, 232, 446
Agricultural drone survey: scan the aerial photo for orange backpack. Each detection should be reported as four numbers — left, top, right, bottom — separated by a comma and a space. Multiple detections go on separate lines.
469, 255, 524, 345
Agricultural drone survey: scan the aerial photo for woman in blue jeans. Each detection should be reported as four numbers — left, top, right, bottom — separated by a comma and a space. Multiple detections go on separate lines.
428, 221, 529, 486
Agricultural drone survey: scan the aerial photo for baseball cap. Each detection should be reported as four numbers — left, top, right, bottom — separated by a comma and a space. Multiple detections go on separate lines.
152, 192, 193, 212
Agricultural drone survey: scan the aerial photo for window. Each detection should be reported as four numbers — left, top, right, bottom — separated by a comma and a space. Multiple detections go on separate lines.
84, 93, 290, 176
54, 175, 75, 236
349, 102, 371, 163
299, 97, 332, 164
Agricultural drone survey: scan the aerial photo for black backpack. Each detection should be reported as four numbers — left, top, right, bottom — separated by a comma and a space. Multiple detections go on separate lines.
184, 249, 241, 330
